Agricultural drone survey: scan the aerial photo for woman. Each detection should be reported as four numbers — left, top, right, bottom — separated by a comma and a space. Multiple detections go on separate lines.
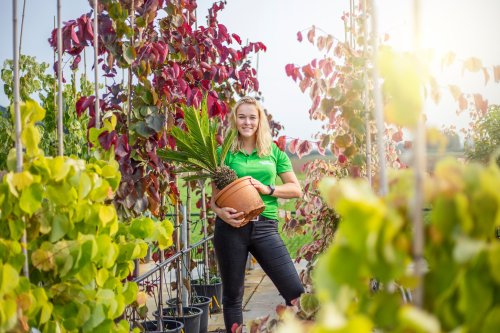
210, 96, 305, 332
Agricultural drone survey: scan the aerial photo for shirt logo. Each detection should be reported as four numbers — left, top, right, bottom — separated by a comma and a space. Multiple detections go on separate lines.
260, 161, 273, 165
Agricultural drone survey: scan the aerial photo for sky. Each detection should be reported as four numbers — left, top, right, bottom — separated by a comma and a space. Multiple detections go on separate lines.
1, 0, 500, 141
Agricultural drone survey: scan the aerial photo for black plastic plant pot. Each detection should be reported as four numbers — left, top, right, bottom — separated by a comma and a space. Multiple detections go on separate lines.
191, 279, 223, 313
153, 306, 202, 333
165, 297, 211, 333
133, 319, 184, 333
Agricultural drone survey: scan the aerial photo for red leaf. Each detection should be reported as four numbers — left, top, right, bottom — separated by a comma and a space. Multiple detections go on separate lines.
275, 135, 286, 151
297, 140, 312, 158
98, 130, 118, 150
288, 138, 299, 154
473, 94, 488, 115
310, 96, 321, 117
307, 26, 315, 44
482, 67, 490, 85
70, 25, 79, 44
75, 96, 95, 117
392, 129, 403, 142
297, 31, 303, 42
70, 55, 81, 70
458, 94, 468, 111
349, 166, 361, 177
285, 63, 295, 77
231, 33, 242, 44
302, 64, 315, 78
462, 57, 482, 73
494, 65, 500, 83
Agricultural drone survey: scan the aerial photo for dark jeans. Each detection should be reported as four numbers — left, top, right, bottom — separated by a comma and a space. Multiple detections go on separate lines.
213, 216, 304, 333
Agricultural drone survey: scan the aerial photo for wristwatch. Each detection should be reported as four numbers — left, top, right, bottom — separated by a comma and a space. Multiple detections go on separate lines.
268, 184, 275, 196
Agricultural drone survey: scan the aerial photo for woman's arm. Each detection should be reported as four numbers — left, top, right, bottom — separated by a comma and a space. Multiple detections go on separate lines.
250, 171, 302, 199
210, 182, 246, 227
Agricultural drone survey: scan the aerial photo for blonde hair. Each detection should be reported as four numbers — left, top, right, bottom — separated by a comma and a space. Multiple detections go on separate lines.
230, 96, 273, 157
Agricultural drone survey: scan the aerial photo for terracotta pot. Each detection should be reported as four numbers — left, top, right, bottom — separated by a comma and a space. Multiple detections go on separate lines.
214, 176, 265, 224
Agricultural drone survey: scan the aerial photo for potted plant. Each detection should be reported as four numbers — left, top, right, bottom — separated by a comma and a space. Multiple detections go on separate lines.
158, 99, 265, 223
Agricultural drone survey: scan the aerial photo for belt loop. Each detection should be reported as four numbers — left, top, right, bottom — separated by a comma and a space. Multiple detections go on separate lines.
250, 215, 260, 222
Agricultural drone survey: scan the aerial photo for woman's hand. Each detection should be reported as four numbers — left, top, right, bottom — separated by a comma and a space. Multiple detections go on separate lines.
249, 178, 271, 195
217, 207, 246, 228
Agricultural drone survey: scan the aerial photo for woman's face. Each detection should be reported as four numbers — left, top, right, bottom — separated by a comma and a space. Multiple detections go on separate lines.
236, 103, 259, 139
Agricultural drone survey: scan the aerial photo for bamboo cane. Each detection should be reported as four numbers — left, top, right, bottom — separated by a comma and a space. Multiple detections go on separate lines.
362, 0, 372, 185
368, 0, 388, 195
174, 178, 184, 316
93, 0, 100, 129
57, 0, 64, 155
127, 0, 135, 129
200, 180, 210, 284
412, 0, 425, 308
186, 179, 192, 281
13, 0, 29, 281
18, 0, 26, 56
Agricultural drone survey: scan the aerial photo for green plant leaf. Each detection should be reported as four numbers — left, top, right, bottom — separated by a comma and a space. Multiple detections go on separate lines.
19, 183, 43, 216
49, 156, 71, 181
122, 44, 136, 65
220, 129, 237, 165
398, 305, 440, 333
130, 217, 155, 239
299, 293, 319, 317
31, 249, 55, 272
99, 205, 117, 226
0, 263, 19, 296
50, 213, 70, 242
21, 125, 41, 155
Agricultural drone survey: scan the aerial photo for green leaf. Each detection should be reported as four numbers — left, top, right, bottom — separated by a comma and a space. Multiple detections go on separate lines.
0, 263, 19, 296
47, 183, 77, 206
299, 293, 319, 317
481, 307, 500, 333
145, 113, 165, 133
398, 305, 440, 333
18, 100, 45, 125
99, 205, 117, 226
75, 263, 96, 285
8, 171, 34, 193
122, 44, 136, 65
19, 183, 43, 216
31, 249, 55, 272
130, 217, 155, 239
83, 303, 105, 330
96, 269, 109, 287
78, 171, 92, 199
50, 213, 70, 242
0, 298, 18, 331
21, 125, 41, 155
49, 156, 71, 181
488, 243, 500, 283
122, 282, 139, 305
220, 129, 237, 165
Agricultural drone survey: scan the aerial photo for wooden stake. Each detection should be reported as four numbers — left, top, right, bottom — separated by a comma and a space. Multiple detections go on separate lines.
412, 0, 425, 308
369, 0, 388, 195
362, 0, 372, 185
13, 0, 29, 281
93, 0, 100, 129
57, 0, 64, 155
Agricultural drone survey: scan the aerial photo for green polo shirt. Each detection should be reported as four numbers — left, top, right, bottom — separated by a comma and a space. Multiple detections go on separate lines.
217, 143, 293, 220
